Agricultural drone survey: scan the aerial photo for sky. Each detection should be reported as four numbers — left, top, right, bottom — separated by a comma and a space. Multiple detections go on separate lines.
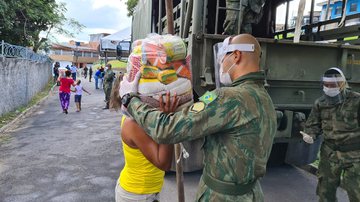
51, 0, 132, 42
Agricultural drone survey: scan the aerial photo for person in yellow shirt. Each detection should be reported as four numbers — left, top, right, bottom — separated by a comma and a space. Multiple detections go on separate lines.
110, 75, 179, 202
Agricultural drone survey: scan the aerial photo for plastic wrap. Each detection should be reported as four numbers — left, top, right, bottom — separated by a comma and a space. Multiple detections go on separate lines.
124, 33, 193, 108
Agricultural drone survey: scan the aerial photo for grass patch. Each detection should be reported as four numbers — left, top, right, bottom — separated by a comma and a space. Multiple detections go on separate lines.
0, 80, 54, 129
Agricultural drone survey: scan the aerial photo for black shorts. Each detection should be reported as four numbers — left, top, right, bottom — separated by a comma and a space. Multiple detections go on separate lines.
74, 95, 82, 103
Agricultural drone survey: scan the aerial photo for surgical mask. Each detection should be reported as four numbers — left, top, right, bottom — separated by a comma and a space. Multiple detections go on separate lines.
323, 86, 340, 97
105, 67, 108, 71
220, 54, 236, 86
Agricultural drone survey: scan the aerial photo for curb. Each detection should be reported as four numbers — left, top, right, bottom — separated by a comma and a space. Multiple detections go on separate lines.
0, 83, 56, 134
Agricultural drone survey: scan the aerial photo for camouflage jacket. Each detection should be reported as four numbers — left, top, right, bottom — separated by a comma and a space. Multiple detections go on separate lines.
127, 71, 277, 185
305, 90, 360, 161
103, 69, 114, 84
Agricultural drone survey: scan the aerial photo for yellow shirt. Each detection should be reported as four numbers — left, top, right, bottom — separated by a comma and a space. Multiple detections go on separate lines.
118, 116, 165, 194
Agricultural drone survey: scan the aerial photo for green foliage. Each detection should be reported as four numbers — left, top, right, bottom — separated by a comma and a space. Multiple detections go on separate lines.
125, 0, 139, 17
0, 0, 84, 52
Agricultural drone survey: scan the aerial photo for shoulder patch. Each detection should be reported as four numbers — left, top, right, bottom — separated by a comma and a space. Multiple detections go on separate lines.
199, 91, 218, 105
190, 102, 206, 113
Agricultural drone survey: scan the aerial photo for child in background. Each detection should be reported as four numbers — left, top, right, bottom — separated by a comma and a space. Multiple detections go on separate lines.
72, 79, 91, 112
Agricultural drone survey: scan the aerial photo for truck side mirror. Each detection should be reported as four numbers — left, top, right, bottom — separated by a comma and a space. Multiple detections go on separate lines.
116, 44, 122, 58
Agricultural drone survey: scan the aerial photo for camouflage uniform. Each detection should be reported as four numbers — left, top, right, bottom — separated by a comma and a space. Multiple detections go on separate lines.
223, 0, 266, 35
103, 69, 114, 108
305, 90, 360, 202
127, 72, 277, 201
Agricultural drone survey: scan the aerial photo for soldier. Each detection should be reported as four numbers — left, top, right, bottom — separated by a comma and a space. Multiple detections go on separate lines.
302, 68, 360, 202
103, 63, 115, 109
120, 34, 277, 201
223, 0, 266, 35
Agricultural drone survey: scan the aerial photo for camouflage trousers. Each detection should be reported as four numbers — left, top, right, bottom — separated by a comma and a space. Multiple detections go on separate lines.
104, 84, 112, 106
195, 176, 263, 202
317, 144, 360, 202
223, 0, 262, 35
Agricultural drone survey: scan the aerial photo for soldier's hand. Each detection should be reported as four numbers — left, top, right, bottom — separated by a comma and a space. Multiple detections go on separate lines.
159, 91, 180, 113
300, 131, 314, 144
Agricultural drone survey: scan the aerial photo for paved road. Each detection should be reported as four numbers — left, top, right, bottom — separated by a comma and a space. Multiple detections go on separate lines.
0, 77, 350, 202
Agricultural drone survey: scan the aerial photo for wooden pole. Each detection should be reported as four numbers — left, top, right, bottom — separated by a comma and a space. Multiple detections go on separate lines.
165, 1, 185, 202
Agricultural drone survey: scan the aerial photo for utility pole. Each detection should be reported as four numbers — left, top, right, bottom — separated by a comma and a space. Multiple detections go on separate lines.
165, 1, 185, 202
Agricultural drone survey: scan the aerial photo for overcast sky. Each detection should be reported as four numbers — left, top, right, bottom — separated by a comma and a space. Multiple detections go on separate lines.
53, 0, 132, 42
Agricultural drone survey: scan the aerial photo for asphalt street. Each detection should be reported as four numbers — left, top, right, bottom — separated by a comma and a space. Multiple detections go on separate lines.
0, 76, 350, 202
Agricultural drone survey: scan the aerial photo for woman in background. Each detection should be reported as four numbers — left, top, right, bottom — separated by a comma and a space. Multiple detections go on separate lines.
58, 70, 76, 114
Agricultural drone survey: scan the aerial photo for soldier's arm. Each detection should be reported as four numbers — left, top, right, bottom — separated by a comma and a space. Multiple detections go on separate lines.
127, 90, 241, 144
304, 101, 322, 138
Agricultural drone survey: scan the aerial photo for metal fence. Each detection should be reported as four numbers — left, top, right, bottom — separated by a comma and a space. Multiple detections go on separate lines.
0, 40, 50, 62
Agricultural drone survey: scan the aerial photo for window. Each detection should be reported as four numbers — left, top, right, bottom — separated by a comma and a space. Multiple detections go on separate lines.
350, 3, 357, 12
335, 6, 342, 15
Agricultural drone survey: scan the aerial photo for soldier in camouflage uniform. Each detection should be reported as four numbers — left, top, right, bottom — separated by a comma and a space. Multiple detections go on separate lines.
103, 63, 114, 109
120, 34, 277, 201
303, 68, 360, 202
223, 0, 266, 35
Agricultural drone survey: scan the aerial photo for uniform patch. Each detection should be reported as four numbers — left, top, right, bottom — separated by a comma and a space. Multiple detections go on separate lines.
199, 91, 218, 105
190, 102, 206, 113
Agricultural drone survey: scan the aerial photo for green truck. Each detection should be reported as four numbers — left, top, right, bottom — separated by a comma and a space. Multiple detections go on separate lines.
129, 0, 360, 171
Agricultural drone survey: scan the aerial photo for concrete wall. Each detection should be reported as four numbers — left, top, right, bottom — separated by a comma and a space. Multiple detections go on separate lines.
0, 57, 52, 116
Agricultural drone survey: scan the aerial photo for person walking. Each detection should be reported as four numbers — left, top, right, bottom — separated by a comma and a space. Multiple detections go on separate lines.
58, 70, 76, 114
72, 79, 91, 112
120, 34, 277, 201
110, 75, 176, 202
102, 64, 115, 109
83, 66, 88, 79
53, 62, 60, 85
94, 68, 102, 89
70, 64, 77, 81
89, 67, 93, 82
302, 67, 360, 202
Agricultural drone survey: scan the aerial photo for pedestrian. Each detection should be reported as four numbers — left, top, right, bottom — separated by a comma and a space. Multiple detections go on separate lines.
58, 70, 76, 114
70, 64, 77, 81
302, 67, 360, 202
89, 66, 93, 82
109, 75, 176, 202
83, 66, 88, 79
99, 66, 105, 89
71, 79, 91, 112
66, 65, 70, 71
94, 68, 101, 89
120, 34, 277, 201
53, 62, 60, 85
102, 64, 115, 109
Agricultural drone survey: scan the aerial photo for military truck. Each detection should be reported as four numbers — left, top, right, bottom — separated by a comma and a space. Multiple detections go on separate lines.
128, 0, 360, 171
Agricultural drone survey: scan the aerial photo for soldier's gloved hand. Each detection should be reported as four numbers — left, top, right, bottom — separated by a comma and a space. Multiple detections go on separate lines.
120, 72, 141, 98
300, 131, 314, 144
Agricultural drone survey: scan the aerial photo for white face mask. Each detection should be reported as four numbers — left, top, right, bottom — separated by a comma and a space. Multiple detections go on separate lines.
323, 86, 340, 97
220, 54, 236, 86
105, 67, 108, 71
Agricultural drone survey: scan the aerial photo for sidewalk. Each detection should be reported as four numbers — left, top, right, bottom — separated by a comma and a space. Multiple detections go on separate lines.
0, 76, 198, 202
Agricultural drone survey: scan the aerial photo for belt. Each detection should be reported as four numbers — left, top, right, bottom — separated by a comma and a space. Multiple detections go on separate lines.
324, 141, 360, 152
203, 171, 256, 195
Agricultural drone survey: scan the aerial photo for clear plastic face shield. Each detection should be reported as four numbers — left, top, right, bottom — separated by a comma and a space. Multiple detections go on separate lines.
321, 67, 348, 103
213, 36, 255, 88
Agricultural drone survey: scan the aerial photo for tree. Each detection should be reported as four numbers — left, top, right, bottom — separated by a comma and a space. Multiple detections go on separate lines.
0, 0, 84, 52
125, 0, 139, 17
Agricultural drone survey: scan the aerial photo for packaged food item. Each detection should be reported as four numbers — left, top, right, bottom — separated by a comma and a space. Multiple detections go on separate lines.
157, 69, 178, 84
140, 65, 159, 79
172, 60, 191, 80
127, 55, 141, 82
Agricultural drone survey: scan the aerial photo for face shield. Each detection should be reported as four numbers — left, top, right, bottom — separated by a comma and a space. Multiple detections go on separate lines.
213, 36, 255, 88
322, 67, 348, 103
